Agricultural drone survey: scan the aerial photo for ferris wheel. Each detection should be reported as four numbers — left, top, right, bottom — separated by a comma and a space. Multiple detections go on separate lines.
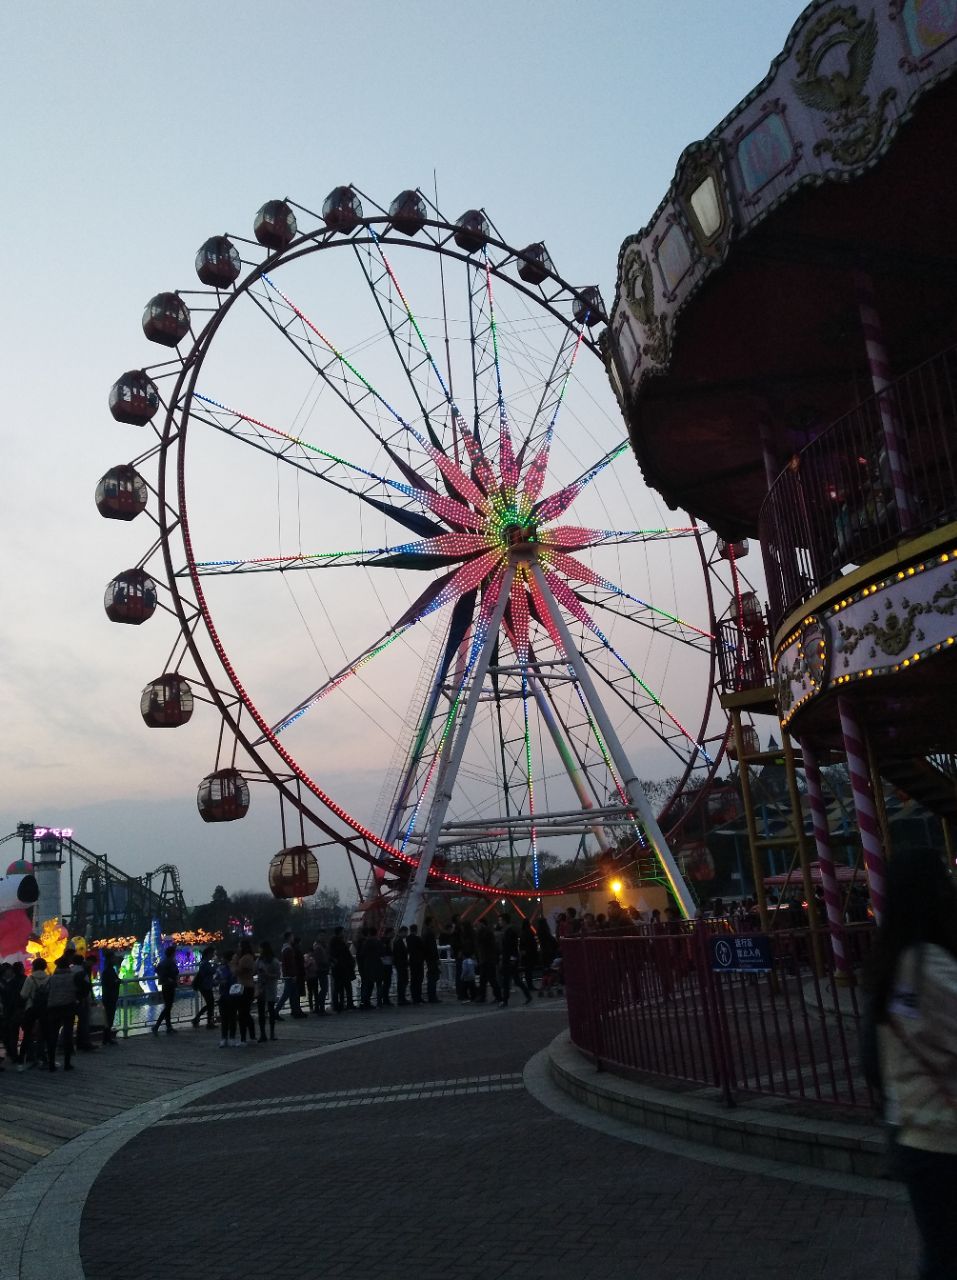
97, 186, 741, 920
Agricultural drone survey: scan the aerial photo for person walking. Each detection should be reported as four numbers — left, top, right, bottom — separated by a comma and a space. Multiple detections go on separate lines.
423, 917, 441, 1003
277, 932, 307, 1018
16, 957, 50, 1070
304, 947, 318, 1013
152, 945, 180, 1035
216, 950, 238, 1047
867, 846, 957, 1280
499, 913, 532, 1007
100, 950, 121, 1044
255, 940, 281, 1042
190, 946, 217, 1029
393, 926, 410, 1005
475, 919, 502, 1004
520, 919, 539, 993
234, 939, 257, 1044
407, 923, 425, 1004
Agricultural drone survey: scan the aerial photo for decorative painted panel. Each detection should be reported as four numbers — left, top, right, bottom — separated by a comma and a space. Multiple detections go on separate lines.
775, 548, 957, 726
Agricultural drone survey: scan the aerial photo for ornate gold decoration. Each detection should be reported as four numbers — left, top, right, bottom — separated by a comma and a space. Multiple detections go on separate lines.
792, 7, 897, 166
620, 244, 669, 366
835, 571, 957, 663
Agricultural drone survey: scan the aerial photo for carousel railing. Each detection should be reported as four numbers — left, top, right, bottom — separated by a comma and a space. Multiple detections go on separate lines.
563, 923, 877, 1111
759, 343, 957, 629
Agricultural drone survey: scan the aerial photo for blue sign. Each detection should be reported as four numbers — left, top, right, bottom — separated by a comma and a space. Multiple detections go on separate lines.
710, 933, 773, 974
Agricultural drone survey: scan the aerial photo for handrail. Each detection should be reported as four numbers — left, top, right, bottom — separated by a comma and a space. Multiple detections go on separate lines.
758, 343, 957, 630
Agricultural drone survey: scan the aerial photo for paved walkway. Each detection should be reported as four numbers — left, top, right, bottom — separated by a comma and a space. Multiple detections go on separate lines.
0, 1003, 919, 1280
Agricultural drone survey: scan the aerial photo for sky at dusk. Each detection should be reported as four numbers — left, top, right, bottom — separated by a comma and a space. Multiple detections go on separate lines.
0, 1, 802, 907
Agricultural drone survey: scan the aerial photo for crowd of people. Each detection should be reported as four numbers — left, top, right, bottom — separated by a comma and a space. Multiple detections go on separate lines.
0, 910, 572, 1070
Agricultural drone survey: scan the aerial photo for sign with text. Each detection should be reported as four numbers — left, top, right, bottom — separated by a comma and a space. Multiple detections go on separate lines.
709, 933, 773, 974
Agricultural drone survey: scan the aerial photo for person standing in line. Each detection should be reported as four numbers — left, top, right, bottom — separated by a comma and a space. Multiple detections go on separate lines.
293, 936, 308, 1016
475, 919, 502, 1004
377, 928, 395, 1007
190, 946, 217, 1030
393, 926, 410, 1005
16, 957, 50, 1070
152, 945, 180, 1035
234, 939, 257, 1044
256, 940, 281, 1042
216, 950, 238, 1047
868, 846, 957, 1280
357, 927, 381, 1009
312, 936, 330, 1015
304, 946, 318, 1013
499, 913, 532, 1007
329, 926, 355, 1013
459, 921, 478, 1002
275, 931, 298, 1017
70, 951, 95, 1051
0, 962, 24, 1068
45, 954, 82, 1071
423, 917, 441, 1004
407, 923, 425, 1004
100, 950, 121, 1044
449, 914, 464, 999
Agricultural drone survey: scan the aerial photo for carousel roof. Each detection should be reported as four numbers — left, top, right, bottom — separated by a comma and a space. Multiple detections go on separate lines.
606, 1, 957, 538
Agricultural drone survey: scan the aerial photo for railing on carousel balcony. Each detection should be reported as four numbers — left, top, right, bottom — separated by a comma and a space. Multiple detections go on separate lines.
758, 343, 957, 630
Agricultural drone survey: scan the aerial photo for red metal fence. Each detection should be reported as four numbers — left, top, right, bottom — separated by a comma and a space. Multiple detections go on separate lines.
758, 342, 957, 629
562, 925, 875, 1111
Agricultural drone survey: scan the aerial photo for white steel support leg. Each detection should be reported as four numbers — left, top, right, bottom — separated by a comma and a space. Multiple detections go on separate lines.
531, 564, 696, 919
400, 567, 516, 928
529, 676, 611, 853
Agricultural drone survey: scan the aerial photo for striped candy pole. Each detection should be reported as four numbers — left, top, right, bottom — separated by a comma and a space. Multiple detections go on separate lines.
855, 270, 913, 532
837, 697, 887, 925
800, 739, 849, 978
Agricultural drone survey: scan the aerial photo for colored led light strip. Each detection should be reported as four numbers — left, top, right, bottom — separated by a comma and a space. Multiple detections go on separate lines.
194, 392, 484, 532
482, 250, 519, 502
541, 548, 715, 641
533, 441, 630, 524
541, 567, 713, 764
521, 321, 588, 509
194, 531, 493, 572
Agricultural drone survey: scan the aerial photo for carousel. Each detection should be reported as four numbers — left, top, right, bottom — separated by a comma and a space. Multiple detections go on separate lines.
604, 0, 957, 968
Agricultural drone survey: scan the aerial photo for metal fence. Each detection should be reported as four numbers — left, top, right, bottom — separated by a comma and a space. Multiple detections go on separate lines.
562, 925, 876, 1111
758, 343, 957, 628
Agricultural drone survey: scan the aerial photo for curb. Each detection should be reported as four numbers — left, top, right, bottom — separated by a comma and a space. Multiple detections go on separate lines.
547, 1031, 891, 1180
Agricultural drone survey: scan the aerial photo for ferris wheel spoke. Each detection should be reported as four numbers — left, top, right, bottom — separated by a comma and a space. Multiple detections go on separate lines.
191, 392, 484, 532
538, 567, 714, 765
186, 531, 492, 577
546, 524, 699, 549
517, 322, 588, 506
259, 274, 490, 518
532, 440, 631, 524
541, 548, 715, 644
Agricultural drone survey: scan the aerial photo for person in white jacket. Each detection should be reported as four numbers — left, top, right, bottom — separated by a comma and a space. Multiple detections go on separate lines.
870, 846, 957, 1280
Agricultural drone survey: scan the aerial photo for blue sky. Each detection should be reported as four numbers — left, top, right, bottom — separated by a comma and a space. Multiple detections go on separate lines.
0, 1, 802, 906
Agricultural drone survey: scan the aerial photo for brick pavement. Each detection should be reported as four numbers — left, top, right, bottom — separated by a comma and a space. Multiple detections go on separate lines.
72, 1006, 918, 1280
